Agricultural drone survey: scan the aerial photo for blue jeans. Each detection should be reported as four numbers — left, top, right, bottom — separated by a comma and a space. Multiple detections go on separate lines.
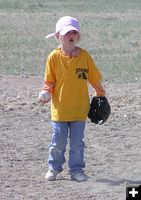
48, 121, 86, 175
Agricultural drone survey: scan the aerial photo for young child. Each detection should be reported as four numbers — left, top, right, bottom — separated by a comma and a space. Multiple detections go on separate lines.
38, 16, 106, 182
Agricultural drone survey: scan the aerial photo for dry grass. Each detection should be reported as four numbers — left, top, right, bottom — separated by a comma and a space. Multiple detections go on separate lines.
0, 0, 141, 82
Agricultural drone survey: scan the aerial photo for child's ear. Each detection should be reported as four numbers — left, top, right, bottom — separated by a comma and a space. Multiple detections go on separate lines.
78, 33, 81, 41
55, 32, 59, 39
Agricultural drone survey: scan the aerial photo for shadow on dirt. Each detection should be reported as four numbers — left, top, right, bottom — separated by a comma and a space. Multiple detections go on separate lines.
96, 179, 141, 186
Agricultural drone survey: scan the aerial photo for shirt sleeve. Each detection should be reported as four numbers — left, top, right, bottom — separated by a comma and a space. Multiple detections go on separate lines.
44, 53, 56, 83
86, 52, 106, 96
87, 53, 102, 85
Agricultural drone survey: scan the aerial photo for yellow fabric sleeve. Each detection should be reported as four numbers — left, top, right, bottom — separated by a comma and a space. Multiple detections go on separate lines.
44, 53, 56, 83
87, 53, 102, 85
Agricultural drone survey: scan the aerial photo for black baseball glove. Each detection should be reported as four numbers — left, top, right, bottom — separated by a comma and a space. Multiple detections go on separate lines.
88, 96, 111, 124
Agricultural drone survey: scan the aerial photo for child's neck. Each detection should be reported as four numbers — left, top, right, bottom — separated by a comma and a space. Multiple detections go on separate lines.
60, 46, 80, 58
61, 45, 77, 54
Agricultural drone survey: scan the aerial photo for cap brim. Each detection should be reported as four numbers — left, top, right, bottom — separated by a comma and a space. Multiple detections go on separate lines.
46, 33, 56, 39
60, 26, 79, 36
46, 26, 80, 39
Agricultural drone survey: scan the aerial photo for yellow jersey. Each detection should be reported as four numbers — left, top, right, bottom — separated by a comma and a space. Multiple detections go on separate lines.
44, 48, 102, 121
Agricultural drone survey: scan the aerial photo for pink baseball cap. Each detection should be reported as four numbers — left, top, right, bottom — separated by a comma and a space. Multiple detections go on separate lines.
46, 16, 80, 39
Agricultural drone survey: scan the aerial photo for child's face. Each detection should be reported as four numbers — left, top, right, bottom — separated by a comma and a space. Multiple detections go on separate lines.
58, 30, 80, 47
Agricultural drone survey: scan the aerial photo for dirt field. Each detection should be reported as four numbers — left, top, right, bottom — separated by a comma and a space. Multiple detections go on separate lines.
0, 75, 141, 200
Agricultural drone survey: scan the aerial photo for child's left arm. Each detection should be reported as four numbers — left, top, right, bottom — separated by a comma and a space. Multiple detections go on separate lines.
92, 82, 106, 97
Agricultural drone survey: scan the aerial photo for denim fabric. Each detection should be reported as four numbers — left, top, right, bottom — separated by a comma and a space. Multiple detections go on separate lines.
48, 121, 86, 175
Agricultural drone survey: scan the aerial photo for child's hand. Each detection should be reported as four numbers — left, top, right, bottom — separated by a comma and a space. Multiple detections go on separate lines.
38, 90, 51, 103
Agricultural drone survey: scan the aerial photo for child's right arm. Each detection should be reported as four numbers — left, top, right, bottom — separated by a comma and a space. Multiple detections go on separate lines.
38, 52, 56, 103
42, 81, 55, 93
38, 81, 55, 103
